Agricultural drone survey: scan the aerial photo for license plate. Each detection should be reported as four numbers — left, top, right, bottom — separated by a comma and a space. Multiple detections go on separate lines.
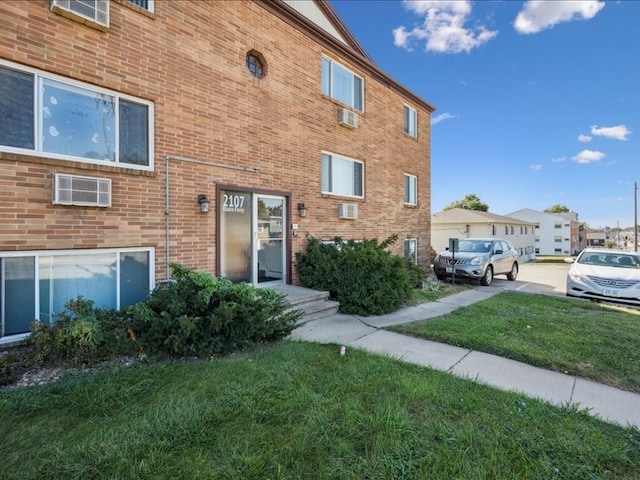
446, 267, 453, 273
602, 288, 620, 297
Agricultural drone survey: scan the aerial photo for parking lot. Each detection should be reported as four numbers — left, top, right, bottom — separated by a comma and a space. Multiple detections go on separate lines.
479, 261, 570, 296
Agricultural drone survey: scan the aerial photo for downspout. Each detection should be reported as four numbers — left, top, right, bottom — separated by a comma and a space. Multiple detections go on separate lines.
165, 155, 170, 282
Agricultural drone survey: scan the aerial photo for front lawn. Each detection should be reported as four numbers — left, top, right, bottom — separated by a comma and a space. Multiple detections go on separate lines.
1, 341, 639, 479
390, 291, 640, 392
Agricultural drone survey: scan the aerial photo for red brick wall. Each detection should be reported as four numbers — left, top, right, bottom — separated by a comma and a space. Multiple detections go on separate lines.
0, 0, 432, 283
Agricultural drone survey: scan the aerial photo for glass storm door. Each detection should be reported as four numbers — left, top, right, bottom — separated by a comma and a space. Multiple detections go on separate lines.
219, 190, 286, 286
254, 195, 285, 285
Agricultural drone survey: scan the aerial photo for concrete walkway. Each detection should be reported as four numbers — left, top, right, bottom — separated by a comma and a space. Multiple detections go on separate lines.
289, 288, 640, 430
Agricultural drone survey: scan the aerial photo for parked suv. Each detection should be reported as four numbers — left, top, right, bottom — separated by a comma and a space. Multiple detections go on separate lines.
433, 238, 519, 286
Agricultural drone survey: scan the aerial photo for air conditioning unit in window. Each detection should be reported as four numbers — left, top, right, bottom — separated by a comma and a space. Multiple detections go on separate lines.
53, 173, 112, 207
337, 108, 358, 129
338, 203, 358, 219
50, 0, 109, 28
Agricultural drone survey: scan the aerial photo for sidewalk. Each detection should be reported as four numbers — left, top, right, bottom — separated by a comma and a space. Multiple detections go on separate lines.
289, 288, 640, 430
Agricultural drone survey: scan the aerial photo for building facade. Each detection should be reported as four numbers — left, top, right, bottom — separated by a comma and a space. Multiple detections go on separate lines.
431, 208, 535, 262
0, 0, 433, 342
507, 209, 581, 256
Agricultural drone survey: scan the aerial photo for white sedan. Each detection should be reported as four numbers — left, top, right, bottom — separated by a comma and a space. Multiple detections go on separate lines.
566, 248, 640, 306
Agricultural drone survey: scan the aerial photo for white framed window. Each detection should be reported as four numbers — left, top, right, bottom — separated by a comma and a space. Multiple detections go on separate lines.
128, 0, 154, 12
321, 56, 363, 112
404, 174, 417, 205
404, 238, 418, 264
51, 0, 109, 29
321, 152, 364, 198
0, 60, 153, 170
0, 247, 154, 338
403, 105, 417, 137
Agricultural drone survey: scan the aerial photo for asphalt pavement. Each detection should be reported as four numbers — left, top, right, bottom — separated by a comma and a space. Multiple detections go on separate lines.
288, 265, 640, 430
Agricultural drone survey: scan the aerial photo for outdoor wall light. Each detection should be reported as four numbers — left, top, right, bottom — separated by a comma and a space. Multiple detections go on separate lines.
297, 202, 307, 217
198, 194, 209, 213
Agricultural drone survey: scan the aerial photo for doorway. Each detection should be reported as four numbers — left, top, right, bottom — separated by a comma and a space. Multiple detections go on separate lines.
218, 189, 287, 286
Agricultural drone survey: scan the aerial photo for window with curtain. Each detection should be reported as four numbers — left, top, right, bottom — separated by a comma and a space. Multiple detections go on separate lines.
321, 57, 363, 112
403, 105, 417, 137
1, 248, 152, 337
321, 152, 364, 198
404, 174, 417, 205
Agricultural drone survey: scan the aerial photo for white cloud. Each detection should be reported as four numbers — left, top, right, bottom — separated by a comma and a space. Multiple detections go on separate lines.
514, 0, 605, 35
590, 124, 632, 141
431, 112, 456, 125
572, 149, 606, 164
578, 134, 592, 143
393, 0, 498, 54
530, 164, 542, 171
551, 156, 566, 163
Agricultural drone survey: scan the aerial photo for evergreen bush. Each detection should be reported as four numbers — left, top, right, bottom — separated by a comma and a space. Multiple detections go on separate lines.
126, 264, 302, 357
296, 234, 414, 315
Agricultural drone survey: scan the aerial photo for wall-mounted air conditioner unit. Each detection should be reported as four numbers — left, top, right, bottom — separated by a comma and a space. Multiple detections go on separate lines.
338, 203, 358, 219
53, 173, 112, 207
50, 0, 109, 28
337, 108, 358, 129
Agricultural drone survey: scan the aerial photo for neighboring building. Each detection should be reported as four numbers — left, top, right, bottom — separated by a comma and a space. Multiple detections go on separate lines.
431, 208, 535, 261
507, 209, 581, 255
0, 0, 434, 342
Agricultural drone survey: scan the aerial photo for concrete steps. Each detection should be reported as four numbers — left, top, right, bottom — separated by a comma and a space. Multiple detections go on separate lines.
271, 285, 340, 323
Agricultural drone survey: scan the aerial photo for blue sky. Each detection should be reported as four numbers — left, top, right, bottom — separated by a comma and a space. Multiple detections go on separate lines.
330, 0, 639, 229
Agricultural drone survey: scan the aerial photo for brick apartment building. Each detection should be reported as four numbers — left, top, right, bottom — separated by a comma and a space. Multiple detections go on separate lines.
0, 0, 434, 342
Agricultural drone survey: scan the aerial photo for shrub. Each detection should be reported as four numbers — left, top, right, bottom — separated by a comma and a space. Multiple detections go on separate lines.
125, 264, 302, 357
29, 297, 137, 366
295, 235, 414, 316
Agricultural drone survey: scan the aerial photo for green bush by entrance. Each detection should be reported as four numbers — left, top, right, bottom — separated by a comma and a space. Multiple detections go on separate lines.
296, 235, 414, 316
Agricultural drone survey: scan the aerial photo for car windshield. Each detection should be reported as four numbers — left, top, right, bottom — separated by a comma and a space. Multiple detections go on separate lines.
578, 253, 640, 268
457, 240, 492, 253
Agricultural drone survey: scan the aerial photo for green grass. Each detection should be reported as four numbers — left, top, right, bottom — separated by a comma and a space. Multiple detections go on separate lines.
390, 291, 640, 392
1, 341, 639, 479
407, 282, 471, 305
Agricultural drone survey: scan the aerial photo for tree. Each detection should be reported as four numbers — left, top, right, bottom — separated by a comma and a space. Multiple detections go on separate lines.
444, 194, 489, 212
544, 204, 570, 213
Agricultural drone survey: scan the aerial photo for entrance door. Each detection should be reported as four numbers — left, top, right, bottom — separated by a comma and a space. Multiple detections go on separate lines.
219, 189, 286, 286
254, 195, 285, 285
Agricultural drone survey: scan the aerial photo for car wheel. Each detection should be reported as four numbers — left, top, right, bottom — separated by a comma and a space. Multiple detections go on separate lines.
506, 262, 518, 281
480, 265, 493, 286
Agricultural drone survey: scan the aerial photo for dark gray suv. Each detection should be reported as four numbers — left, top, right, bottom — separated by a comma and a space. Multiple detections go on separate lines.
433, 237, 519, 286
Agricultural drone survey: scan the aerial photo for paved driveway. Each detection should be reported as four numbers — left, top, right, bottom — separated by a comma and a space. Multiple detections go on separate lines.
483, 261, 570, 296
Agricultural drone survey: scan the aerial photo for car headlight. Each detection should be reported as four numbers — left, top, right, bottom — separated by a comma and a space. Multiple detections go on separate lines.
568, 268, 588, 282
469, 256, 483, 265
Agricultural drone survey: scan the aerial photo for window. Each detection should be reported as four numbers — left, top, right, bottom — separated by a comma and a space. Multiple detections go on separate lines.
492, 225, 496, 235
510, 226, 514, 234
0, 61, 153, 169
51, 0, 109, 28
554, 236, 562, 243
246, 50, 266, 79
321, 57, 363, 112
404, 174, 417, 205
505, 226, 508, 235
404, 238, 417, 264
555, 223, 562, 229
0, 248, 153, 338
403, 105, 417, 137
128, 0, 154, 11
321, 152, 363, 198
